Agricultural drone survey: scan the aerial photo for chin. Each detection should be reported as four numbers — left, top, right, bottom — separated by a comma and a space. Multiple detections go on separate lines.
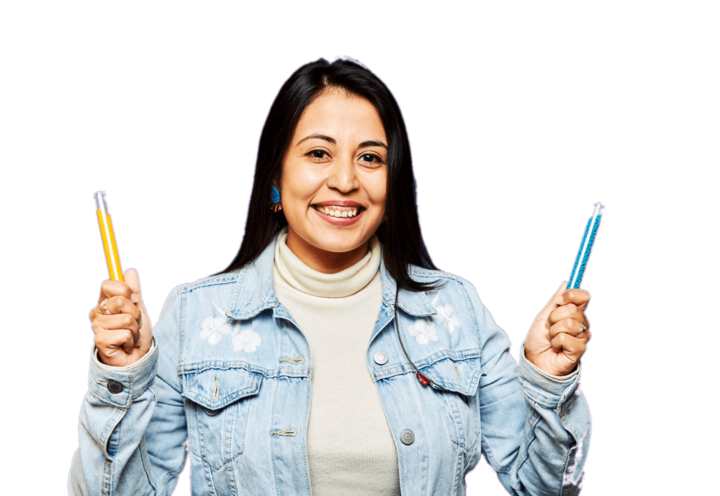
311, 232, 368, 254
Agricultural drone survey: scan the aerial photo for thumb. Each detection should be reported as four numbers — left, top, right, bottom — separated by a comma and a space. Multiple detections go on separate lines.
535, 282, 567, 325
123, 267, 141, 295
123, 268, 146, 311
552, 281, 567, 306
123, 268, 152, 351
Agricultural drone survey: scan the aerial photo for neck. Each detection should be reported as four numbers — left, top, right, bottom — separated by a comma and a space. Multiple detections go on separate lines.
275, 227, 381, 298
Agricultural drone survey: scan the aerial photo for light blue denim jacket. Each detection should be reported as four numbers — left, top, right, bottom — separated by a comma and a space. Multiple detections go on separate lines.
70, 233, 591, 496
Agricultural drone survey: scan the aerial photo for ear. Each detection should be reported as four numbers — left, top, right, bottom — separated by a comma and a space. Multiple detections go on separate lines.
271, 175, 281, 191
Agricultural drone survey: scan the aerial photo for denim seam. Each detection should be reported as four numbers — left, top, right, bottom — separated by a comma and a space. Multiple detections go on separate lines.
178, 361, 311, 379
177, 274, 241, 294
101, 406, 126, 458
138, 436, 158, 493
452, 443, 463, 495
519, 378, 571, 409
101, 457, 113, 496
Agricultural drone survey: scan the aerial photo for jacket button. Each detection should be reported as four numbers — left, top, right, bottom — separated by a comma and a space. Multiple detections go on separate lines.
400, 429, 415, 445
374, 351, 389, 366
107, 380, 124, 394
204, 407, 220, 417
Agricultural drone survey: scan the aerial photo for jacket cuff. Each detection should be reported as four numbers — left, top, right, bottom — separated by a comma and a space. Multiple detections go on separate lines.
518, 344, 581, 410
88, 339, 158, 408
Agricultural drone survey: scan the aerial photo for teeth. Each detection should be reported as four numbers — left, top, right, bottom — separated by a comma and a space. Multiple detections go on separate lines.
315, 205, 360, 218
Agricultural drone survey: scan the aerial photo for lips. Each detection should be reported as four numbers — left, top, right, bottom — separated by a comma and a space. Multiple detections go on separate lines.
311, 204, 364, 218
314, 200, 363, 207
310, 203, 365, 226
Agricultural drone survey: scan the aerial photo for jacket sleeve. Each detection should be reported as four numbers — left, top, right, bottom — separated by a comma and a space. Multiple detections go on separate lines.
69, 288, 188, 496
462, 281, 591, 496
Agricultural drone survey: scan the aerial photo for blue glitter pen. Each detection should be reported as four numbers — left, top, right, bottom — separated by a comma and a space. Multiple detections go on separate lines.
567, 202, 604, 289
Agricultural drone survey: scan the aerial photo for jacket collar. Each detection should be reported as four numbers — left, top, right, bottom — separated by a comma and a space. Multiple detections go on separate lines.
224, 230, 436, 320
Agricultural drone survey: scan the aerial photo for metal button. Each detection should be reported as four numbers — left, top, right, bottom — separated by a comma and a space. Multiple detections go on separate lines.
400, 429, 415, 445
204, 407, 220, 417
107, 380, 124, 394
374, 351, 389, 366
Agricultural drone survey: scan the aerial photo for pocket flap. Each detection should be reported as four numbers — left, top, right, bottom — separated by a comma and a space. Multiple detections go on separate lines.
181, 367, 262, 410
419, 355, 482, 397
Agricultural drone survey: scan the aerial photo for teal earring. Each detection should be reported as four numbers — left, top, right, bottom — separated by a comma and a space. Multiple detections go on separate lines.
270, 185, 283, 212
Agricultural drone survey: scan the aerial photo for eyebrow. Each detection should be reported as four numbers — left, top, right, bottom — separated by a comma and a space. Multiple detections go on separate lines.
296, 134, 388, 149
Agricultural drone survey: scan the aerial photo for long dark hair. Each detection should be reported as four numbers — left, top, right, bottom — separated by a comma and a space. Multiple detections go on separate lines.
215, 58, 440, 291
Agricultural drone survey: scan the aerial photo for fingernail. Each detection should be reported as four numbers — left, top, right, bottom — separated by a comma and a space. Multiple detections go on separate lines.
131, 293, 139, 303
555, 295, 565, 305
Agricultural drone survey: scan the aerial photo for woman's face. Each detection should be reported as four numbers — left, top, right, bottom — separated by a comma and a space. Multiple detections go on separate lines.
278, 88, 388, 272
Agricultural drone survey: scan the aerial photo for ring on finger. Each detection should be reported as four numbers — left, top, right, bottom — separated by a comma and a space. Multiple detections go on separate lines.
100, 298, 111, 315
137, 313, 143, 329
580, 322, 588, 333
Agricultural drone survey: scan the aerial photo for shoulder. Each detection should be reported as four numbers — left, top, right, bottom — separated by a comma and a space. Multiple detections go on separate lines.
161, 270, 243, 316
407, 264, 483, 305
404, 264, 489, 331
174, 271, 243, 295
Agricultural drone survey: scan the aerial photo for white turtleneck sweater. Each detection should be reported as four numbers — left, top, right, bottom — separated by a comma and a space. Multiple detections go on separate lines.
272, 228, 401, 496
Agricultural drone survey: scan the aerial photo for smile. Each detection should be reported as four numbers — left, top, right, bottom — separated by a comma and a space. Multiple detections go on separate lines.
311, 204, 365, 226
312, 205, 364, 218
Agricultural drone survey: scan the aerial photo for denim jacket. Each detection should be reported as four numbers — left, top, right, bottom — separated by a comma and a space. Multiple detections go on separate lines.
69, 233, 591, 496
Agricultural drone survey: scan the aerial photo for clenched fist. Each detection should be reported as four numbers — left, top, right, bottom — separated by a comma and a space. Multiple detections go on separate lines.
524, 282, 592, 377
89, 268, 152, 367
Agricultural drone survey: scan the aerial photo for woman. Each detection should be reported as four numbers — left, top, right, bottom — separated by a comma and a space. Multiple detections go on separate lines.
71, 58, 592, 496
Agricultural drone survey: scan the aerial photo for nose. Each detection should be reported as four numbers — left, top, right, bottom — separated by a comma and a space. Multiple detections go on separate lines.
326, 154, 360, 193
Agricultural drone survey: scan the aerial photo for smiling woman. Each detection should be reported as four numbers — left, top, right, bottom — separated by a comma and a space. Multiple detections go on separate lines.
215, 58, 437, 292
274, 89, 389, 272
72, 58, 593, 496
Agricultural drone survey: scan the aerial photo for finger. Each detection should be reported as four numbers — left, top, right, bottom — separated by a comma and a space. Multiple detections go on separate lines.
555, 288, 590, 310
549, 332, 588, 360
549, 318, 588, 340
98, 279, 135, 304
549, 282, 567, 306
548, 304, 588, 327
123, 268, 149, 334
549, 303, 578, 326
536, 282, 567, 329
109, 296, 142, 342
107, 295, 141, 320
123, 268, 143, 306
91, 313, 140, 337
93, 279, 137, 322
95, 328, 136, 360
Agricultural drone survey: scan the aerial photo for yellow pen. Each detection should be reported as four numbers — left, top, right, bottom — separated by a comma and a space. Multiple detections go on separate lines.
94, 191, 123, 281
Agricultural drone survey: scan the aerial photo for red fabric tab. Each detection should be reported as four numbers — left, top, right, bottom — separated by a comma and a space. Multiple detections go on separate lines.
416, 373, 430, 386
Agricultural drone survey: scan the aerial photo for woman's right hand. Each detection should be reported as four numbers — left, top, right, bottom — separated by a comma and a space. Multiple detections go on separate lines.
89, 268, 153, 367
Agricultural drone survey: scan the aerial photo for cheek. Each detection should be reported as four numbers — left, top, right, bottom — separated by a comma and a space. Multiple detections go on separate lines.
282, 165, 322, 205
366, 176, 388, 207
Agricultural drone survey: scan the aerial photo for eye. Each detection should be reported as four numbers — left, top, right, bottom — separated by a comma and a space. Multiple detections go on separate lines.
307, 149, 329, 160
360, 153, 384, 165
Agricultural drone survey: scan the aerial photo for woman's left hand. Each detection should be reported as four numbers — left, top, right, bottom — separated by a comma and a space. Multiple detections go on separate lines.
524, 283, 592, 377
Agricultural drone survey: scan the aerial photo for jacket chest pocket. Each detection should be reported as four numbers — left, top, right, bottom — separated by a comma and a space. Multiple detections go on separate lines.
181, 367, 263, 470
419, 354, 482, 454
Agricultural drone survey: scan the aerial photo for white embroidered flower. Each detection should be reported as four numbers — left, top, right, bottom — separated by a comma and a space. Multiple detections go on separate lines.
432, 304, 462, 333
430, 294, 462, 333
408, 319, 438, 345
200, 316, 232, 344
233, 329, 262, 353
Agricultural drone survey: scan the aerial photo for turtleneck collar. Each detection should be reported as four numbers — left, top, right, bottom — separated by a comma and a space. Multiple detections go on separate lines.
274, 227, 381, 298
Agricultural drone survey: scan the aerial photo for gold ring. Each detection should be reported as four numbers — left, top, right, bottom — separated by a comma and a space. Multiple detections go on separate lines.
100, 298, 111, 315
